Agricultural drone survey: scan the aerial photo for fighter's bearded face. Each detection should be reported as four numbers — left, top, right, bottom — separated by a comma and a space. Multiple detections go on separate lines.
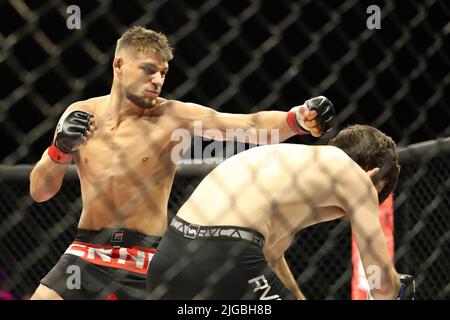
116, 49, 169, 109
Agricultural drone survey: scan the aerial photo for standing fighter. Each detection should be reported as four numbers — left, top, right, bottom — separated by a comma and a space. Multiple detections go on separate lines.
147, 125, 415, 300
29, 26, 335, 299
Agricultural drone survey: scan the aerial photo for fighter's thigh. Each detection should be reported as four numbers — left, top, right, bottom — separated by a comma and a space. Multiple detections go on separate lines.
30, 284, 63, 300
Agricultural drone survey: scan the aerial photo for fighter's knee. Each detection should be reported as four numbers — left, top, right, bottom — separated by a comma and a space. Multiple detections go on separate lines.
30, 284, 63, 300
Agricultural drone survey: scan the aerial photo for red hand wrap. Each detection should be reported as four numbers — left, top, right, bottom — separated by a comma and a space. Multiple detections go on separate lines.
286, 107, 309, 135
48, 143, 73, 164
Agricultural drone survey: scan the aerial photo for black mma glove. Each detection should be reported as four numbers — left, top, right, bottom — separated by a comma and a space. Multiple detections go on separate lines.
286, 96, 336, 137
48, 110, 91, 164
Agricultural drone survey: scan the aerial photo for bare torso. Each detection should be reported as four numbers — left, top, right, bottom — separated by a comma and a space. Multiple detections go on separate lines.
177, 144, 366, 248
72, 95, 182, 236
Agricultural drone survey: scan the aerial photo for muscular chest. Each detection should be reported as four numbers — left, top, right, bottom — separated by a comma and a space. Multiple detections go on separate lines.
77, 116, 178, 175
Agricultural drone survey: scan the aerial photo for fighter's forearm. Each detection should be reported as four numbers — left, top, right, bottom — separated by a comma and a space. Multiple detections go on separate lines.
183, 102, 301, 144
242, 96, 337, 142
270, 255, 306, 300
246, 111, 297, 143
29, 149, 69, 202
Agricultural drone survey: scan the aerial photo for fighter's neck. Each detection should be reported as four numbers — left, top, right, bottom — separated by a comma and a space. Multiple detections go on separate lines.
105, 90, 156, 125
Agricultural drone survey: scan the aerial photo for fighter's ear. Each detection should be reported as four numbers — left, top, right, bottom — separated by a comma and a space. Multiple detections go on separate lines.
366, 167, 380, 178
113, 57, 123, 75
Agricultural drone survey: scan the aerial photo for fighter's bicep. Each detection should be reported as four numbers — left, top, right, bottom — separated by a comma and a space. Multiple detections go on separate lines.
177, 102, 252, 134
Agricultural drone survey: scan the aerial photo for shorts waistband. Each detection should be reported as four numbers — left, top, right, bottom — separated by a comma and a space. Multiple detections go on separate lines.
75, 228, 161, 248
170, 216, 265, 249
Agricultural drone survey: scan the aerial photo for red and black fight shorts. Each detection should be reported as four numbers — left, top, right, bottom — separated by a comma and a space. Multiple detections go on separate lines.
40, 228, 160, 300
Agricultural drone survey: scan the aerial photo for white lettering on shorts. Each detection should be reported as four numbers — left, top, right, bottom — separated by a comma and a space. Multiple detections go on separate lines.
248, 275, 281, 300
65, 241, 156, 275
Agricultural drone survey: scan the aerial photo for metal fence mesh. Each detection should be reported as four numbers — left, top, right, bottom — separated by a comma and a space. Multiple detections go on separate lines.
394, 143, 450, 300
0, 0, 449, 299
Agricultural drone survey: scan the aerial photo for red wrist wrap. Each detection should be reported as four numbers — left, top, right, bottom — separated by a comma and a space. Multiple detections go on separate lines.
48, 143, 73, 164
286, 107, 309, 135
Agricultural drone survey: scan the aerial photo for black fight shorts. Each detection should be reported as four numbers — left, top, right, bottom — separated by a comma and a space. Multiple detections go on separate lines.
147, 216, 296, 300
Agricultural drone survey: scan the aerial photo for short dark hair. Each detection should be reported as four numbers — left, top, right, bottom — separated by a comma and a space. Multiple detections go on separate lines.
328, 124, 400, 204
115, 26, 173, 61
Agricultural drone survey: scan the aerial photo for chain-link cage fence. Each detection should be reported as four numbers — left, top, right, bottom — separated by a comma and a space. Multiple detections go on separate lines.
0, 0, 449, 300
394, 139, 450, 300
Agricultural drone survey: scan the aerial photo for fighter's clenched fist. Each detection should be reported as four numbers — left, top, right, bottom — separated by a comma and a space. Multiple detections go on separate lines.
48, 110, 94, 164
